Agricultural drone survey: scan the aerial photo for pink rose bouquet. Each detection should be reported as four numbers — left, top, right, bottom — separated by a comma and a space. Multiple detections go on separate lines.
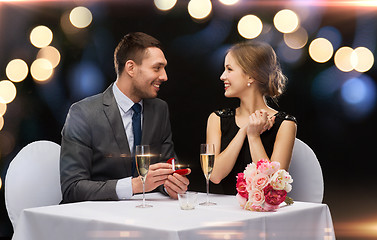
236, 159, 293, 212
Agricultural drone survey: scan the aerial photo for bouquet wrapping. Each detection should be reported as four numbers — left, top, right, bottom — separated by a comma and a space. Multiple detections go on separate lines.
236, 159, 293, 212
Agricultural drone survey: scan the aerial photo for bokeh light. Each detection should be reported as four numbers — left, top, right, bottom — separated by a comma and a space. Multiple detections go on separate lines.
69, 61, 106, 100
0, 80, 17, 104
219, 0, 239, 5
0, 116, 3, 131
30, 59, 54, 82
237, 15, 263, 39
352, 47, 374, 72
61, 11, 80, 35
317, 26, 342, 50
0, 177, 2, 190
277, 41, 304, 64
6, 59, 28, 82
334, 47, 355, 72
188, 0, 212, 20
309, 38, 333, 63
283, 27, 308, 49
273, 9, 299, 33
70, 6, 93, 28
341, 75, 376, 119
311, 66, 347, 101
37, 46, 61, 68
30, 25, 53, 48
0, 103, 6, 116
342, 77, 367, 104
154, 0, 177, 11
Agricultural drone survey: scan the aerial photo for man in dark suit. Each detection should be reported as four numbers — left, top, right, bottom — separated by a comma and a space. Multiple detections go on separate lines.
60, 32, 190, 203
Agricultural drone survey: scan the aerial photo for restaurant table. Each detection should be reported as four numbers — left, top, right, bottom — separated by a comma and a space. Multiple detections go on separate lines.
12, 192, 335, 240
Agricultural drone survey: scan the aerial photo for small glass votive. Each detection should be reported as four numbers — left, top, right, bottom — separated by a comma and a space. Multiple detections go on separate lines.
178, 192, 198, 210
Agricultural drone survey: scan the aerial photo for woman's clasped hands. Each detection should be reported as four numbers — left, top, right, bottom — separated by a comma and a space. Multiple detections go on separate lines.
247, 109, 275, 137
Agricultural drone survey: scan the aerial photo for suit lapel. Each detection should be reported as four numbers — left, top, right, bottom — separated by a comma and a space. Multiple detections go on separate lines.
102, 84, 131, 155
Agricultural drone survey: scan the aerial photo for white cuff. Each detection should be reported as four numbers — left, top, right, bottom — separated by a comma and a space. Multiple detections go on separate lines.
115, 177, 133, 200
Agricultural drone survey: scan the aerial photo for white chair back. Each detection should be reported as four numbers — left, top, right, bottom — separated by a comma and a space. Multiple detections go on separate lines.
5, 140, 62, 229
288, 138, 324, 203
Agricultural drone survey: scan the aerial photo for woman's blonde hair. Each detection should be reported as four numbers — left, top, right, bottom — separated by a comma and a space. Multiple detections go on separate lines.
229, 41, 287, 98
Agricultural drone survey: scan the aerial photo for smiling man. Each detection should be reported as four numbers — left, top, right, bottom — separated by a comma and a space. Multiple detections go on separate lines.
60, 32, 190, 203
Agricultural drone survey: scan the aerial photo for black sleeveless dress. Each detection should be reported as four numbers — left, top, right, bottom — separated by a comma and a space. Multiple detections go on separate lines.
212, 108, 297, 195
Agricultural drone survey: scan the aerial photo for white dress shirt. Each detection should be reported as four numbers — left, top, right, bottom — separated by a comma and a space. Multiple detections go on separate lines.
112, 83, 143, 199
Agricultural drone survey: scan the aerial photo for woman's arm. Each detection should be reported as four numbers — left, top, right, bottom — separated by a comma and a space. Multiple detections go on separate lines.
270, 120, 297, 170
206, 112, 247, 184
247, 110, 297, 170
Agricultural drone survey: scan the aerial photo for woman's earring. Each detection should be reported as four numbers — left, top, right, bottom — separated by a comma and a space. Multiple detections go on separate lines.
247, 82, 251, 87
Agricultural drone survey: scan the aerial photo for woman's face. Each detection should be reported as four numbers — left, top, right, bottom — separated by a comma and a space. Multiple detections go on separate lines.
220, 52, 249, 98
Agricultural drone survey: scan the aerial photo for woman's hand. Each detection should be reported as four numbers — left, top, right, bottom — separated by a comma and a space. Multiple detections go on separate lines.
247, 110, 275, 137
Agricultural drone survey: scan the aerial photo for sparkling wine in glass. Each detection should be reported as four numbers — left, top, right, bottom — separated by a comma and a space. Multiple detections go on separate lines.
135, 145, 152, 208
199, 144, 216, 206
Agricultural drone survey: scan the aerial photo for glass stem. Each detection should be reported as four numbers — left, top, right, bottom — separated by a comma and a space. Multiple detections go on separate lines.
142, 180, 146, 207
206, 177, 209, 203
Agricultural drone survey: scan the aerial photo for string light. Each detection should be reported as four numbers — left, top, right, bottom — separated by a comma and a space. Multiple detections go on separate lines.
274, 9, 299, 33
70, 6, 92, 29
334, 47, 354, 72
154, 0, 177, 11
0, 103, 6, 116
309, 38, 333, 63
0, 80, 17, 104
352, 47, 374, 72
6, 59, 28, 82
30, 59, 53, 82
30, 25, 53, 48
237, 15, 263, 39
188, 0, 212, 20
37, 46, 61, 68
284, 27, 308, 49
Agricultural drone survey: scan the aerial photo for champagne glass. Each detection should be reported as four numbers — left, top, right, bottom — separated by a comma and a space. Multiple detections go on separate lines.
199, 143, 216, 206
135, 145, 152, 208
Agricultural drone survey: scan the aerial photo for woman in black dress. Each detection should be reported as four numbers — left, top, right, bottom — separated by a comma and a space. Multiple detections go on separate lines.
206, 41, 297, 195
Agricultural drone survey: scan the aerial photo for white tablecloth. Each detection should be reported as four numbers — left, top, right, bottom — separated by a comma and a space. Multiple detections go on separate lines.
13, 193, 335, 240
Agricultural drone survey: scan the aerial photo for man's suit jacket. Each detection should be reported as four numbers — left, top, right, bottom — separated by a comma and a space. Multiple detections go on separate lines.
60, 84, 175, 203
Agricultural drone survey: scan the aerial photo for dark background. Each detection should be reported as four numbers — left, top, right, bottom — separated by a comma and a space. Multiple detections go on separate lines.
1, 1, 377, 239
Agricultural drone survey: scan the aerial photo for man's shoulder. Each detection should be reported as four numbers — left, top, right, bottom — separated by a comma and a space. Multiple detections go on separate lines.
72, 93, 103, 108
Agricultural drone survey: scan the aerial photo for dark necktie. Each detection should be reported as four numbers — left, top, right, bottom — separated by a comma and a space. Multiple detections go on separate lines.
131, 103, 142, 175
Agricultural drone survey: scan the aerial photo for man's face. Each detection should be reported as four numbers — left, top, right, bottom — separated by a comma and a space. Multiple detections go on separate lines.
131, 47, 168, 100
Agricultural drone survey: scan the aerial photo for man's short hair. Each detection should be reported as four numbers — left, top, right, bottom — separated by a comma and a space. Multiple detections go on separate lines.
114, 32, 162, 76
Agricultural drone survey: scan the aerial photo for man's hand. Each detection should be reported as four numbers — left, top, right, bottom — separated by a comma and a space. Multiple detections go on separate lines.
164, 169, 191, 199
132, 163, 173, 194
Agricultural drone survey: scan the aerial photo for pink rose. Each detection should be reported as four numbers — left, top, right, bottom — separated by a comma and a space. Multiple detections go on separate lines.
236, 193, 247, 208
236, 173, 248, 199
263, 202, 280, 212
257, 159, 280, 175
257, 159, 270, 171
251, 204, 264, 212
251, 173, 269, 190
244, 200, 264, 211
263, 184, 287, 206
249, 189, 265, 205
244, 163, 258, 179
270, 169, 293, 191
